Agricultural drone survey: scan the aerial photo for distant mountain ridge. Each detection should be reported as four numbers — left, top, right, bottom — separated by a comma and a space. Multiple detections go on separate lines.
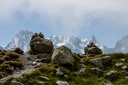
113, 35, 128, 53
2, 30, 128, 54
0, 46, 3, 50
5, 30, 33, 52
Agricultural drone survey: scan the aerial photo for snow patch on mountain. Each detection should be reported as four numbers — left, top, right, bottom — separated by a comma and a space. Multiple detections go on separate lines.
50, 35, 103, 53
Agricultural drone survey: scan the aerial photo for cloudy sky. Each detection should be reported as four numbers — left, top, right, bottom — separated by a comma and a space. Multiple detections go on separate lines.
0, 0, 128, 48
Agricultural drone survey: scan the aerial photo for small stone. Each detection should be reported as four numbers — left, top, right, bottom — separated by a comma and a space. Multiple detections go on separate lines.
80, 64, 86, 68
56, 80, 70, 85
120, 58, 125, 62
82, 78, 86, 82
37, 82, 45, 85
64, 75, 70, 80
115, 63, 123, 68
36, 59, 41, 62
125, 76, 128, 80
33, 63, 42, 68
78, 68, 86, 75
104, 81, 113, 85
121, 65, 128, 70
40, 76, 50, 81
56, 68, 64, 76
32, 62, 37, 66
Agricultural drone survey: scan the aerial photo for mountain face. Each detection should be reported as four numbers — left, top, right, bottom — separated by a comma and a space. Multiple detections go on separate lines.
50, 35, 103, 53
113, 35, 128, 53
4, 30, 128, 54
0, 46, 3, 50
50, 35, 88, 53
5, 30, 33, 52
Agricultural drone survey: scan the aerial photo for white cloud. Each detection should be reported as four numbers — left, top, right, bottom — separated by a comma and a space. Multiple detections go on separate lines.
0, 0, 128, 35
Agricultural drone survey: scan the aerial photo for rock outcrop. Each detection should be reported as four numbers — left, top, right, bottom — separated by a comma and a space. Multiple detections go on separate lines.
84, 42, 103, 55
30, 33, 53, 54
52, 46, 74, 66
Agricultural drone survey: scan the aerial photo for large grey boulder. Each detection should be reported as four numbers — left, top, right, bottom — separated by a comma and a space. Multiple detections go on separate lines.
106, 70, 118, 81
30, 33, 53, 54
84, 42, 102, 55
89, 58, 104, 68
52, 46, 74, 66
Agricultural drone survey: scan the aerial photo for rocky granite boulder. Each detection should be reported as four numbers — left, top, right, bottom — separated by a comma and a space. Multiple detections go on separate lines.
101, 56, 112, 67
30, 33, 53, 54
84, 42, 103, 55
89, 58, 104, 68
91, 68, 103, 77
52, 46, 74, 66
106, 70, 118, 81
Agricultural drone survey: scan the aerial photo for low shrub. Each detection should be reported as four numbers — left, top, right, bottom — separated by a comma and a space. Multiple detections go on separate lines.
72, 53, 81, 71
1, 64, 10, 70
0, 50, 7, 55
6, 61, 23, 69
3, 56, 10, 60
109, 53, 124, 60
0, 58, 4, 64
13, 48, 24, 54
27, 49, 37, 55
7, 52, 19, 59
0, 64, 14, 74
1, 77, 14, 85
0, 72, 8, 79
3, 67, 14, 74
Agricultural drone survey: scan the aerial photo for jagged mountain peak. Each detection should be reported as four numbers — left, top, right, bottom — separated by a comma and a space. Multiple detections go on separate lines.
113, 34, 128, 53
91, 35, 97, 43
5, 30, 33, 52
